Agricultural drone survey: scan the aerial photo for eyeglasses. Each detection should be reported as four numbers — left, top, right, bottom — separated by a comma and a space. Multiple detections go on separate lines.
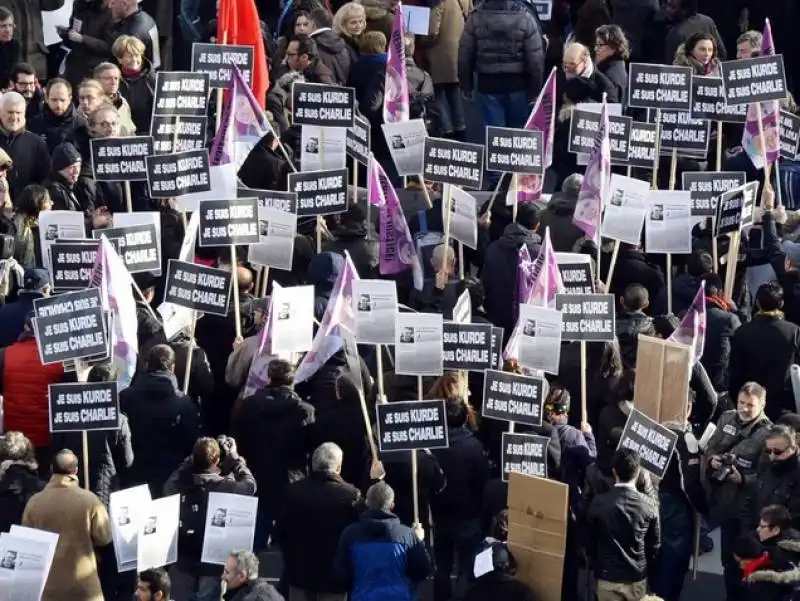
757, 523, 773, 530
766, 447, 789, 457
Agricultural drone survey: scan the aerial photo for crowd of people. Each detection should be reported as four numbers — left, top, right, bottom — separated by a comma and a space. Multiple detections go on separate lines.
0, 0, 798, 601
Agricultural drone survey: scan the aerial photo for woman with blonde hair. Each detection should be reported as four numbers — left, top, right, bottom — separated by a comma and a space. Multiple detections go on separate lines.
12, 184, 52, 269
427, 371, 478, 430
334, 1, 366, 59
112, 35, 155, 134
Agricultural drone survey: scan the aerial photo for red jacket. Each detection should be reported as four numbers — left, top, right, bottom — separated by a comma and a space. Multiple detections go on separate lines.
2, 337, 65, 447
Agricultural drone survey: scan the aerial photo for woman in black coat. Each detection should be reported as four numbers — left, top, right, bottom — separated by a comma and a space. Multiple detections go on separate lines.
594, 24, 630, 107
0, 432, 46, 532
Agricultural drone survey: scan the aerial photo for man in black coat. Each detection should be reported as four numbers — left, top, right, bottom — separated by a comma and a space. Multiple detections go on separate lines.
0, 91, 50, 201
538, 173, 585, 252
323, 203, 378, 279
560, 43, 620, 104
607, 243, 667, 316
274, 442, 362, 599
27, 78, 88, 153
308, 8, 352, 86
0, 0, 65, 79
108, 0, 160, 69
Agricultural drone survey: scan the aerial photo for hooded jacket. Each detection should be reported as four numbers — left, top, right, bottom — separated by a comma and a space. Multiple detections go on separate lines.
0, 127, 51, 201
743, 539, 800, 601
308, 251, 345, 320
0, 458, 45, 533
28, 104, 89, 154
311, 29, 353, 86
673, 42, 721, 76
539, 191, 584, 252
323, 221, 379, 279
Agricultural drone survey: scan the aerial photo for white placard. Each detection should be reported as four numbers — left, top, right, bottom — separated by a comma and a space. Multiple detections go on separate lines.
0, 531, 57, 601
382, 119, 428, 176
110, 210, 164, 276
352, 279, 398, 345
601, 174, 651, 245
200, 492, 258, 565
301, 126, 347, 171
39, 210, 86, 275
402, 5, 431, 34
136, 494, 180, 571
517, 303, 562, 375
645, 190, 692, 254
444, 185, 478, 250
42, 0, 74, 46
270, 285, 315, 353
248, 204, 297, 271
177, 162, 237, 213
394, 312, 444, 376
110, 484, 153, 572
4, 527, 58, 601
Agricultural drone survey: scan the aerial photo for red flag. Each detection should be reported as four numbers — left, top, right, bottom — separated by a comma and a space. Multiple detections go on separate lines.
217, 0, 270, 106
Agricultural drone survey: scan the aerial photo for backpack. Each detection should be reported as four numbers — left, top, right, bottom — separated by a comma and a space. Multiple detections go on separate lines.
178, 482, 210, 560
409, 87, 443, 138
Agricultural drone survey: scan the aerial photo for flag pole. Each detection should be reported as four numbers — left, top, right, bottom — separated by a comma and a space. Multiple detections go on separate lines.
651, 109, 662, 190
216, 33, 229, 134
667, 147, 678, 314
231, 246, 243, 340
755, 102, 772, 188
183, 311, 197, 393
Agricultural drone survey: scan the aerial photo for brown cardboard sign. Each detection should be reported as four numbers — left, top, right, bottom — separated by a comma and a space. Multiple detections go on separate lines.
633, 335, 691, 424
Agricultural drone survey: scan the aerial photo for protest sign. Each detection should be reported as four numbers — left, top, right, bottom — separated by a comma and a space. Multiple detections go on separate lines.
137, 494, 180, 571
198, 197, 260, 247
48, 381, 120, 433
682, 172, 747, 220
654, 110, 710, 155
517, 304, 562, 375
150, 116, 207, 154
200, 493, 258, 565
152, 71, 210, 117
555, 294, 615, 342
618, 409, 679, 479
628, 63, 692, 111
720, 54, 788, 105
625, 121, 658, 168
376, 399, 449, 452
691, 76, 748, 123
33, 289, 106, 365
39, 210, 87, 274
352, 279, 397, 345
289, 168, 349, 217
49, 240, 98, 291
395, 312, 444, 376
423, 137, 484, 189
191, 43, 254, 87
490, 327, 504, 370
146, 149, 211, 198
90, 137, 153, 181
240, 188, 298, 271
485, 126, 544, 175
382, 119, 428, 176
568, 110, 631, 163
555, 253, 594, 294
482, 369, 544, 426
633, 335, 692, 424
92, 224, 161, 274
446, 186, 478, 249
291, 82, 356, 128
714, 181, 759, 237
346, 115, 371, 165
502, 433, 549, 481
301, 125, 347, 171
164, 260, 232, 317
0, 530, 57, 601
602, 174, 650, 244
645, 190, 692, 254
780, 110, 800, 160
110, 485, 152, 572
442, 322, 494, 372
270, 285, 314, 353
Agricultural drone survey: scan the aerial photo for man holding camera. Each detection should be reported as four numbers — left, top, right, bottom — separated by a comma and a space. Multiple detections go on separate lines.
705, 382, 772, 601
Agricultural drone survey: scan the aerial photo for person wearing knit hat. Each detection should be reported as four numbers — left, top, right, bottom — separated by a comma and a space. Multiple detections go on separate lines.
43, 142, 88, 214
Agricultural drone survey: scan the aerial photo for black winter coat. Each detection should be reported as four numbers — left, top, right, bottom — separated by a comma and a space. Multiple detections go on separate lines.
701, 302, 741, 392
274, 471, 362, 592
323, 222, 379, 279
538, 191, 583, 252
741, 456, 800, 533
463, 573, 537, 601
0, 128, 50, 202
119, 68, 156, 136
109, 9, 160, 69
431, 427, 490, 524
61, 0, 113, 88
44, 171, 95, 219
28, 105, 89, 154
598, 58, 628, 107
0, 459, 45, 533
607, 246, 667, 315
312, 30, 353, 86
377, 448, 446, 530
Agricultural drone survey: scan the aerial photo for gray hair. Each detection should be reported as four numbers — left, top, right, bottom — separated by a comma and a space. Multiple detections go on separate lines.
736, 30, 763, 49
0, 431, 35, 463
0, 91, 25, 111
228, 550, 259, 581
766, 425, 796, 449
311, 442, 343, 472
562, 173, 583, 196
564, 42, 590, 60
365, 482, 395, 511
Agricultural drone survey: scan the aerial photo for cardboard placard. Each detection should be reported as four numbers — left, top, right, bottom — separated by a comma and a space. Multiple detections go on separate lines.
198, 197, 260, 247
33, 289, 107, 365
146, 149, 211, 198
554, 293, 615, 342
714, 181, 758, 237
780, 110, 800, 160
291, 82, 356, 128
628, 63, 692, 111
625, 121, 657, 168
49, 240, 98, 291
618, 408, 679, 479
152, 71, 210, 117
163, 259, 232, 317
501, 432, 549, 481
423, 137, 484, 189
376, 399, 449, 452
482, 369, 544, 426
191, 43, 254, 87
90, 136, 153, 182
49, 381, 120, 433
92, 224, 160, 274
345, 115, 371, 165
485, 126, 544, 175
150, 115, 207, 155
682, 171, 747, 219
289, 168, 349, 217
442, 322, 494, 372
720, 54, 788, 106
632, 335, 691, 424
691, 76, 748, 123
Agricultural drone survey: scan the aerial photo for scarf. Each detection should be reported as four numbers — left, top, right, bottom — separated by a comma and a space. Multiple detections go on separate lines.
741, 553, 771, 581
121, 66, 141, 78
756, 309, 785, 319
707, 295, 730, 312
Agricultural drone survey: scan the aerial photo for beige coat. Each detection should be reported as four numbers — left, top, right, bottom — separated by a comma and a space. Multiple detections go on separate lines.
22, 474, 112, 601
424, 0, 471, 84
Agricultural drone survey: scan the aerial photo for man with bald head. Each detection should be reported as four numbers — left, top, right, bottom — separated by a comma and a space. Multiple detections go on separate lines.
22, 449, 112, 601
0, 90, 51, 201
561, 43, 619, 104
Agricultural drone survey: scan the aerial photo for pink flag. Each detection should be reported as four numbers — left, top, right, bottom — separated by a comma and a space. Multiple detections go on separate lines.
524, 228, 564, 306
210, 66, 275, 169
295, 252, 359, 383
668, 282, 706, 365
242, 289, 278, 397
742, 19, 780, 170
573, 100, 611, 240
383, 6, 410, 123
510, 68, 557, 204
368, 153, 387, 207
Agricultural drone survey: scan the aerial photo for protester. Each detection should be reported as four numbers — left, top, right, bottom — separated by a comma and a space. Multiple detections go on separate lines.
0, 0, 65, 79
0, 8, 21, 85
663, 0, 727, 64
674, 31, 721, 75
135, 569, 172, 601
538, 173, 585, 252
112, 35, 155, 135
108, 0, 161, 69
0, 91, 51, 200
462, 539, 537, 601
59, 0, 114, 88
93, 62, 136, 134
332, 1, 365, 61
560, 42, 620, 104
594, 25, 630, 107
736, 30, 763, 59
7, 63, 43, 122
221, 550, 283, 601
0, 431, 44, 533
701, 275, 741, 394
309, 7, 353, 85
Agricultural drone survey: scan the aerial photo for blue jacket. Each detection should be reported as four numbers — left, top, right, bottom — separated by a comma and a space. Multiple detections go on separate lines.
0, 291, 42, 349
334, 509, 432, 601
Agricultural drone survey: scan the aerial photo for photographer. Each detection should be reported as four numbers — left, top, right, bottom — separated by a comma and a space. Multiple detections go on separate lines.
705, 381, 772, 601
163, 436, 257, 601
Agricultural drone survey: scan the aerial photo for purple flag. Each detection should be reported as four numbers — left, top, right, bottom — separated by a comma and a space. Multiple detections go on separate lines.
573, 99, 611, 240
742, 19, 780, 170
367, 153, 386, 207
525, 229, 564, 306
383, 7, 410, 123
242, 290, 277, 398
668, 282, 706, 365
510, 68, 557, 205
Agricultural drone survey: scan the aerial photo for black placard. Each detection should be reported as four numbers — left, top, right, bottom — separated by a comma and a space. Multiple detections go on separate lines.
164, 259, 232, 317
346, 115, 371, 165
691, 76, 748, 123
714, 181, 758, 237
501, 432, 549, 482
423, 137, 484, 189
292, 82, 356, 127
150, 115, 208, 154
626, 121, 657, 168
720, 55, 788, 106
33, 289, 107, 365
682, 171, 747, 218
442, 322, 494, 372
655, 110, 711, 155
376, 400, 449, 452
558, 261, 595, 294
90, 136, 153, 182
91, 224, 160, 274
628, 63, 692, 111
485, 126, 544, 175
49, 240, 98, 291
198, 197, 261, 247
618, 409, 678, 479
490, 327, 504, 370
567, 110, 632, 164
49, 381, 120, 433
780, 110, 800, 160
555, 293, 615, 342
152, 71, 210, 117
191, 43, 254, 88
482, 370, 543, 426
289, 168, 349, 217
239, 187, 298, 213
146, 149, 211, 198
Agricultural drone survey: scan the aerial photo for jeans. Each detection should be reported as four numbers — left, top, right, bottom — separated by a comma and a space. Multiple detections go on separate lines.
433, 518, 483, 601
435, 83, 466, 134
652, 492, 693, 601
476, 91, 530, 130
168, 566, 220, 601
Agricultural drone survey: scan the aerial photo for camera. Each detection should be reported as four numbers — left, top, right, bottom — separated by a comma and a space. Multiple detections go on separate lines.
711, 453, 737, 482
216, 435, 235, 460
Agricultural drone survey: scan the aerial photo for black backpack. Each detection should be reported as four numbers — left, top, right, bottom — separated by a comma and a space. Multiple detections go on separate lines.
409, 88, 442, 138
178, 483, 210, 560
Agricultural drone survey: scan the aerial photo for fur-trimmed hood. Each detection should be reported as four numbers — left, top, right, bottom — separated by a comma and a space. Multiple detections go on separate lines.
746, 538, 800, 584
0, 459, 38, 481
674, 43, 721, 76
